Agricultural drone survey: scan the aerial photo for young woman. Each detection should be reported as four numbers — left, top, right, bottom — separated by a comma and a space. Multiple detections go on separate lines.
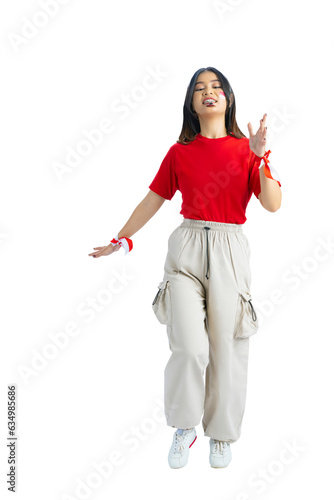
89, 66, 282, 469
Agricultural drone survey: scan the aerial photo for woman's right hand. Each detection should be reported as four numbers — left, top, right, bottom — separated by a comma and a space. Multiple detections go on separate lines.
88, 243, 121, 258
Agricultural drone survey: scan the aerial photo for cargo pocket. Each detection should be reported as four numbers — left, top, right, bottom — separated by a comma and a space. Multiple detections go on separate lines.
233, 290, 258, 339
152, 279, 171, 325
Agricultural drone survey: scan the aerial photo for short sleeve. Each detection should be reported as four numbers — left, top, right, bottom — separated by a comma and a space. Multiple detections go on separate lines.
148, 145, 179, 200
248, 149, 262, 199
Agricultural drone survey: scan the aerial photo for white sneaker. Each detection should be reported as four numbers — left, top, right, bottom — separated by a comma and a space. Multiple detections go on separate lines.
209, 438, 232, 468
168, 428, 197, 468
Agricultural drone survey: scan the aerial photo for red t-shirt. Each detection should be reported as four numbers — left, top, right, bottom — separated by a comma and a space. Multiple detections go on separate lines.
148, 133, 263, 224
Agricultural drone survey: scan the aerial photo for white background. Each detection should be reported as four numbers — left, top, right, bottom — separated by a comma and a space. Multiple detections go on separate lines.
1, 0, 333, 498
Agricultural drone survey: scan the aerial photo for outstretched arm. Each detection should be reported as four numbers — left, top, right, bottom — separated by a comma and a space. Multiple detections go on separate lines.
116, 189, 166, 238
89, 190, 166, 258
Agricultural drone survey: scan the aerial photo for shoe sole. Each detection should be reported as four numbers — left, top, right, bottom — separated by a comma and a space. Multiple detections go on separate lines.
210, 457, 231, 468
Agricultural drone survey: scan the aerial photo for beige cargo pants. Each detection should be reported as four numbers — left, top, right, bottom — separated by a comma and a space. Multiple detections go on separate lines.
152, 218, 259, 443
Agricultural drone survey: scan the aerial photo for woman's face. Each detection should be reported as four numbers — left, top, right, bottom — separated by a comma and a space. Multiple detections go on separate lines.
192, 71, 227, 118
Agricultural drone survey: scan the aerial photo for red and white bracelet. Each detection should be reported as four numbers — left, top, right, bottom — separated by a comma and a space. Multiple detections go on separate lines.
260, 150, 281, 187
110, 234, 133, 255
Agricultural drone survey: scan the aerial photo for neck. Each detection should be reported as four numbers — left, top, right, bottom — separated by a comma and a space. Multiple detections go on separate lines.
198, 118, 228, 139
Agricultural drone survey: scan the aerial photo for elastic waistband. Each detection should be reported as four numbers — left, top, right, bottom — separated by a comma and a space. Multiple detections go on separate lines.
180, 218, 243, 233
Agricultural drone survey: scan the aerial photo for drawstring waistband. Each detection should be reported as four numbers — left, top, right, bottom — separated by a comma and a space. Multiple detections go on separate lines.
180, 218, 243, 232
204, 227, 210, 279
179, 218, 243, 281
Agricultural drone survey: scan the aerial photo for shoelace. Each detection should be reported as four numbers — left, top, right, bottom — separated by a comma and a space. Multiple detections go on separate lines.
174, 433, 186, 453
173, 430, 194, 453
212, 440, 228, 454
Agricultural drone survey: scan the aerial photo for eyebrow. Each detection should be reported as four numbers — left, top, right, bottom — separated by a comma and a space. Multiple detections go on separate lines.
195, 79, 220, 85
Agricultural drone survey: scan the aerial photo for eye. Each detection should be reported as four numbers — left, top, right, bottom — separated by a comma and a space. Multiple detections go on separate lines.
194, 85, 221, 91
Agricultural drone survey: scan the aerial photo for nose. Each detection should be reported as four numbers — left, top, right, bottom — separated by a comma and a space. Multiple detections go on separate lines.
203, 92, 215, 100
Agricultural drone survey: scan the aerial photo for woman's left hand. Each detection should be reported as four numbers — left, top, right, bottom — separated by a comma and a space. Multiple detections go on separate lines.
247, 113, 267, 158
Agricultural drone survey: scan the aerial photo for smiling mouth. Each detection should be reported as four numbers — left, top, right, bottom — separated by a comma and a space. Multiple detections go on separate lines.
203, 99, 217, 106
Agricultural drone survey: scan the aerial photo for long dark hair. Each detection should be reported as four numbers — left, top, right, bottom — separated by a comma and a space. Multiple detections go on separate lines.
177, 67, 246, 145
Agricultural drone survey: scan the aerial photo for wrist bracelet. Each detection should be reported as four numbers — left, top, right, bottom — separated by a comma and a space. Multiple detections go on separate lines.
259, 150, 281, 187
110, 234, 133, 255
